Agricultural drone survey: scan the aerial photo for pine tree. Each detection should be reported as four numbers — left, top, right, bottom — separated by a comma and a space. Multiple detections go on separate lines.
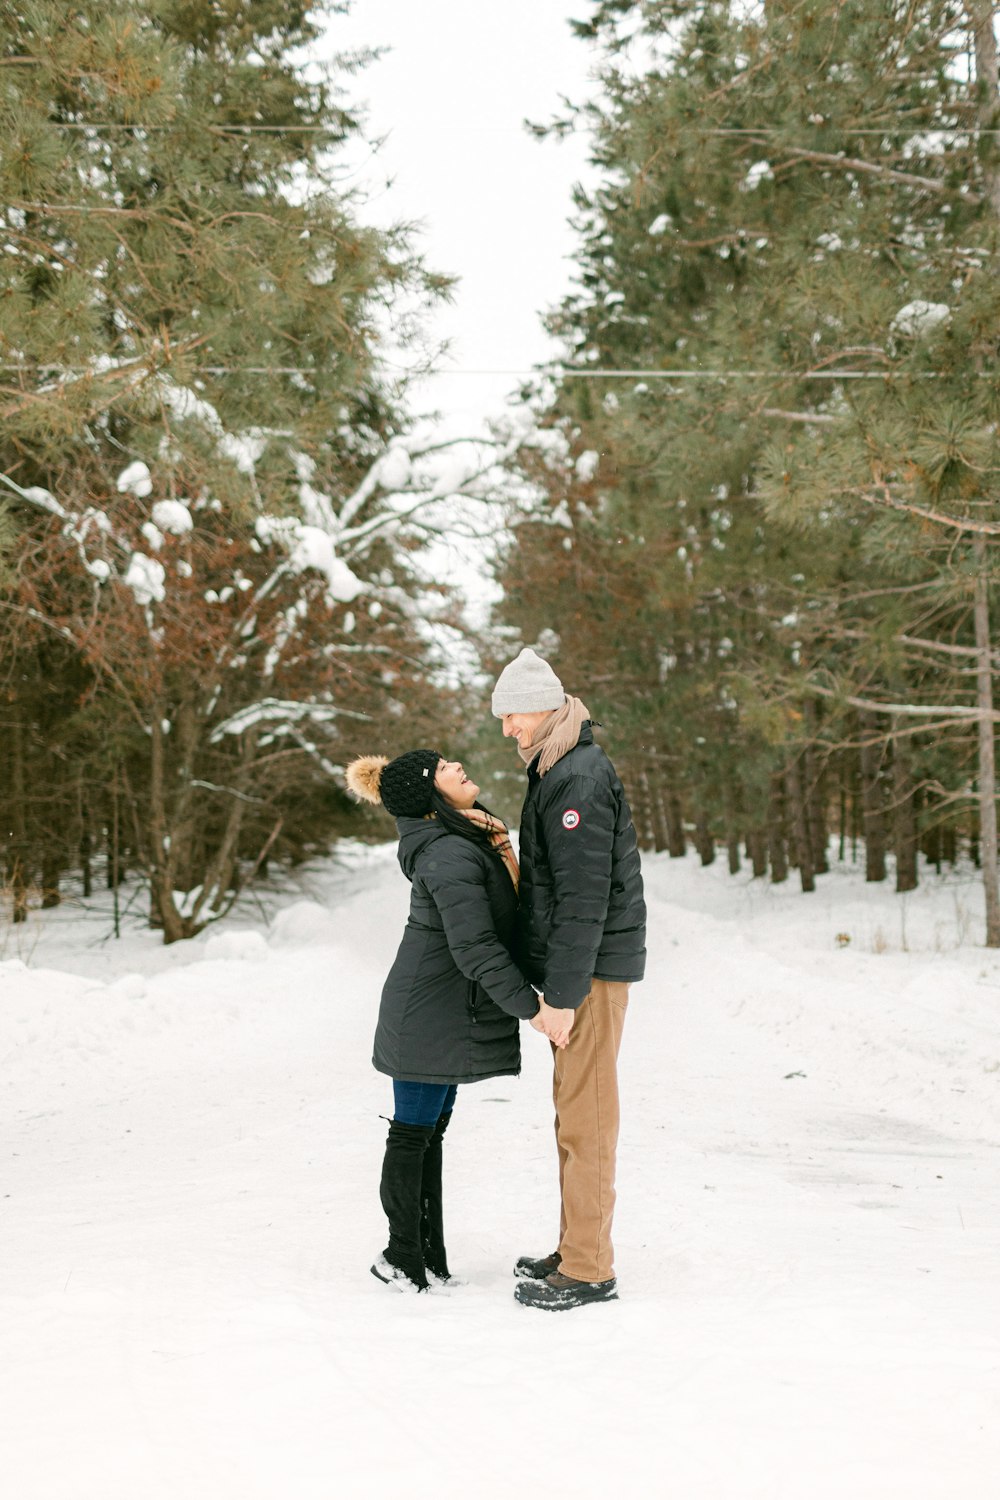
496, 0, 1000, 925
0, 1, 454, 938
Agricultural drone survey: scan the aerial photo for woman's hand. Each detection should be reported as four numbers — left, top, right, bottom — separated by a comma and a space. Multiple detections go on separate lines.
531, 996, 574, 1049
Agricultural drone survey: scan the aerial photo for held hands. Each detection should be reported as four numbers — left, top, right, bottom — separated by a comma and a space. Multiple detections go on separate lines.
530, 995, 575, 1050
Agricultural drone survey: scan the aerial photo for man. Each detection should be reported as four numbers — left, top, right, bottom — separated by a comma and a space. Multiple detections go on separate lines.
492, 646, 646, 1311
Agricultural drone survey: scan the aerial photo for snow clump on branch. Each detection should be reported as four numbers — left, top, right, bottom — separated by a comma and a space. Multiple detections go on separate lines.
152, 500, 194, 535
742, 161, 774, 192
116, 461, 153, 498
123, 553, 166, 606
890, 301, 951, 339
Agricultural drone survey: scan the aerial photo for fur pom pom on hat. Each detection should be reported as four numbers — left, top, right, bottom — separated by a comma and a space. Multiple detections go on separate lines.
491, 646, 565, 716
345, 748, 441, 819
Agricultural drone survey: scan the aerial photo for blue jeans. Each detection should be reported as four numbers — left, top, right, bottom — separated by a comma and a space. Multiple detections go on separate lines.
392, 1081, 457, 1127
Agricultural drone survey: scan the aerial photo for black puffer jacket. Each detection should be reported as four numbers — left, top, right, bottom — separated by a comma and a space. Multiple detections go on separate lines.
373, 817, 539, 1085
516, 722, 646, 1009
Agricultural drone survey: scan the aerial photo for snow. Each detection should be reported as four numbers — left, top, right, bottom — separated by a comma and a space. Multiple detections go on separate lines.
2, 847, 998, 1499
21, 483, 67, 517
220, 431, 267, 475
575, 449, 600, 482
376, 444, 413, 492
116, 461, 153, 498
288, 525, 365, 603
742, 160, 774, 191
208, 697, 342, 741
151, 499, 193, 535
891, 301, 951, 338
122, 551, 166, 606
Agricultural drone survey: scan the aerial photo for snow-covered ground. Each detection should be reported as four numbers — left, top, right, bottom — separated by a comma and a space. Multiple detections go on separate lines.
2, 846, 998, 1499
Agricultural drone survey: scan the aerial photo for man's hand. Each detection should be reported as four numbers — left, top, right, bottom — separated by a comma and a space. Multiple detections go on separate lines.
532, 996, 575, 1049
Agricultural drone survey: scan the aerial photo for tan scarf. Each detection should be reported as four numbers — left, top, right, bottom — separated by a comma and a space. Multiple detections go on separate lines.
517, 695, 591, 778
460, 807, 520, 892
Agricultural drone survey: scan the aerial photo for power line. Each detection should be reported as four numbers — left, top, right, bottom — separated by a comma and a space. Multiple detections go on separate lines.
11, 120, 1000, 138
0, 363, 979, 380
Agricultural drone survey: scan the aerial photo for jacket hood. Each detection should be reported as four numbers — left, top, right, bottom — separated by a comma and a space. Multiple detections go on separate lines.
396, 816, 449, 880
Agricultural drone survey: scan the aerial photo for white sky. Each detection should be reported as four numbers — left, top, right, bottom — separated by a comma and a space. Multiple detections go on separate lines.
320, 2, 598, 438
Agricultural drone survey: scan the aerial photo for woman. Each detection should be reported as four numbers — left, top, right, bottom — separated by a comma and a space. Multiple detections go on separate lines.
345, 746, 540, 1293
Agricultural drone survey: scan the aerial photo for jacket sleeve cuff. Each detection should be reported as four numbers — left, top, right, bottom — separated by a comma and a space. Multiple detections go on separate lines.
542, 976, 591, 1009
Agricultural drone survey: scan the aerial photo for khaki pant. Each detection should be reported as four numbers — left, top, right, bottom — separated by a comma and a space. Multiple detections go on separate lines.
551, 978, 629, 1282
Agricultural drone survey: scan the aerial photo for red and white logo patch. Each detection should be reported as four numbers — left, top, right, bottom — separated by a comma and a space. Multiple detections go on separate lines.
561, 808, 581, 830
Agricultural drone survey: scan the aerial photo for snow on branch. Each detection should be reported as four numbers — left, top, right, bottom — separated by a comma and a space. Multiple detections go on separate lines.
208, 697, 368, 743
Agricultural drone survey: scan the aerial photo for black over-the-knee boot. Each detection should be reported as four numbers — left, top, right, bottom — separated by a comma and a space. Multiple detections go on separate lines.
374, 1120, 435, 1291
420, 1110, 452, 1280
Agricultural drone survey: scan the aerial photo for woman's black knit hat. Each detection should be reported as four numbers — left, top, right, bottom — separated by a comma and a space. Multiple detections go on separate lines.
345, 748, 442, 818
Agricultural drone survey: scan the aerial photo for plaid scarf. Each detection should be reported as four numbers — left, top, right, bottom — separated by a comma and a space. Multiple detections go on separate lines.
460, 807, 520, 892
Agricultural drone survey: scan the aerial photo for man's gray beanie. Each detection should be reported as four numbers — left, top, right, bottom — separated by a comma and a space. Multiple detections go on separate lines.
491, 647, 565, 716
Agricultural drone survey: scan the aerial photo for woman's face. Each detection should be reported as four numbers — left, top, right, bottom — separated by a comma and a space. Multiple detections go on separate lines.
435, 758, 480, 810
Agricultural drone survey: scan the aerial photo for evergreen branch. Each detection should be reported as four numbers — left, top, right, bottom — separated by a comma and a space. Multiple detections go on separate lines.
8, 201, 286, 238
760, 408, 838, 425
776, 146, 980, 200
8, 200, 202, 232
805, 680, 1000, 722
850, 485, 1000, 534
831, 626, 1000, 666
0, 600, 147, 731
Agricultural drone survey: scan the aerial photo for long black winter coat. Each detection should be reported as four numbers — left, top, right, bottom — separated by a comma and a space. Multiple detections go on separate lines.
373, 817, 539, 1085
516, 722, 646, 1009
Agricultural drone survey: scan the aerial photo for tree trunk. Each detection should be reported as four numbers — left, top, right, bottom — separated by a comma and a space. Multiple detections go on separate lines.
768, 772, 789, 884
634, 768, 657, 852
111, 766, 121, 940
747, 827, 768, 878
724, 779, 741, 874
850, 738, 862, 862
969, 0, 1000, 216
974, 530, 1000, 943
651, 777, 672, 854
785, 757, 815, 892
943, 825, 958, 867
41, 848, 62, 909
663, 788, 686, 858
892, 721, 919, 893
859, 712, 887, 882
803, 699, 829, 873
148, 715, 186, 943
9, 719, 29, 923
694, 809, 715, 866
80, 777, 92, 898
968, 6, 1000, 939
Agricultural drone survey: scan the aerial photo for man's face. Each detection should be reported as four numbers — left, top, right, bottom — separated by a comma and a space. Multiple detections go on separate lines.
500, 710, 552, 750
